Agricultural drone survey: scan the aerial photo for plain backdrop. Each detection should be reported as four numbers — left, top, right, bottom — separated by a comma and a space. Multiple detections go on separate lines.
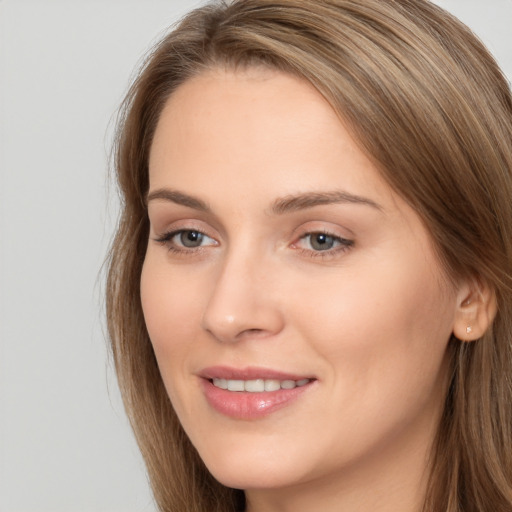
0, 1, 510, 511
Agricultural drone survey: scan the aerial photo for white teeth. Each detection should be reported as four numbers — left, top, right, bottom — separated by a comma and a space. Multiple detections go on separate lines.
214, 378, 228, 390
212, 378, 311, 392
227, 380, 245, 392
281, 380, 296, 389
264, 379, 281, 392
244, 379, 265, 392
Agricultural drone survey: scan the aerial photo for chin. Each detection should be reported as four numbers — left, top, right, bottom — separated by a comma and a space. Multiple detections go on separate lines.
199, 446, 309, 491
209, 466, 298, 491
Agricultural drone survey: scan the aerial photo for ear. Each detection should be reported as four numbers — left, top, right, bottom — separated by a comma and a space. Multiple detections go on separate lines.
452, 278, 497, 342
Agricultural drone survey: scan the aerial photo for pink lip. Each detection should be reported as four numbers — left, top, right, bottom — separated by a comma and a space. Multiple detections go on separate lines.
199, 366, 316, 420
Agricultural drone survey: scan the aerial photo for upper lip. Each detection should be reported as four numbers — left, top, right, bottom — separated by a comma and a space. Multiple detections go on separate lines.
199, 365, 315, 381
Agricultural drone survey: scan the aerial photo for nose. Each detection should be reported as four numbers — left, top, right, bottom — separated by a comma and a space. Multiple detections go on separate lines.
201, 249, 285, 343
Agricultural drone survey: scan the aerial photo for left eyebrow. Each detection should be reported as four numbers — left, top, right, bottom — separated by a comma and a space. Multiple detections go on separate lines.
270, 191, 383, 215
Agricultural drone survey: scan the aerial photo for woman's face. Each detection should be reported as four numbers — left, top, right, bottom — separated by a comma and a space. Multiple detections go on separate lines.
141, 68, 462, 496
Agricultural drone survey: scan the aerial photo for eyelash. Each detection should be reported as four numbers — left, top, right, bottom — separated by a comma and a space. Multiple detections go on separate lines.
154, 229, 216, 255
153, 229, 354, 259
294, 231, 354, 260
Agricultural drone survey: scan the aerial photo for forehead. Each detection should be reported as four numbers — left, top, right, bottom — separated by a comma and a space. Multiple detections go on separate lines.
149, 68, 394, 204
150, 67, 339, 161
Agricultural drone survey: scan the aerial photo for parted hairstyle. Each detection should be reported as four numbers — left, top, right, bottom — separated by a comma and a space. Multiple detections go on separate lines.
106, 1, 512, 511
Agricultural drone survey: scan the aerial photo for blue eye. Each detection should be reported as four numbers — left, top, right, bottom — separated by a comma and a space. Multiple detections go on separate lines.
298, 232, 353, 255
308, 233, 337, 251
177, 230, 205, 248
155, 229, 217, 252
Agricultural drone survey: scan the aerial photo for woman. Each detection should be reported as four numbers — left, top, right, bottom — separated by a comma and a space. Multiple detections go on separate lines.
106, 1, 512, 511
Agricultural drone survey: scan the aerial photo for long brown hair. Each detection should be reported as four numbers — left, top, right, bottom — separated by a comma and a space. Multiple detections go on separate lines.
106, 1, 512, 510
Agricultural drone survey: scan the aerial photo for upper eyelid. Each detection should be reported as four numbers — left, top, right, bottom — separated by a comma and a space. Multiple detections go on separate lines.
149, 214, 223, 238
298, 229, 350, 239
151, 219, 215, 237
155, 227, 216, 242
294, 231, 353, 247
293, 223, 353, 242
176, 229, 216, 241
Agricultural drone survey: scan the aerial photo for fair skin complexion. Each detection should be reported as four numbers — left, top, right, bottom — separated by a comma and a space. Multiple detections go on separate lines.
141, 68, 490, 512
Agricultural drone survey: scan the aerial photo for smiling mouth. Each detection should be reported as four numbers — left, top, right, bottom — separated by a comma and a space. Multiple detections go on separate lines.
201, 370, 316, 419
211, 378, 312, 392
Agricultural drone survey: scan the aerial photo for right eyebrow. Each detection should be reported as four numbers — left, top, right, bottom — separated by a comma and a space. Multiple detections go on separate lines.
146, 188, 210, 212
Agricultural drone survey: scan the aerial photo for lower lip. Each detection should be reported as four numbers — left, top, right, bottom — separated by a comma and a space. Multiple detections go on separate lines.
201, 379, 314, 420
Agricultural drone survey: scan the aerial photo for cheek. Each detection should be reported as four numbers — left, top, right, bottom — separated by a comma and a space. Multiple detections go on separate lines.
140, 257, 203, 362
289, 250, 455, 406
312, 243, 452, 342
140, 256, 209, 423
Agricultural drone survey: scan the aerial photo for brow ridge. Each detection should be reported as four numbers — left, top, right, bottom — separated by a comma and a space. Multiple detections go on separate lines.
146, 188, 382, 214
146, 188, 209, 211
271, 191, 382, 214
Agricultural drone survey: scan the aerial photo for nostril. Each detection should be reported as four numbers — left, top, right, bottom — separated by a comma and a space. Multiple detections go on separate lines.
236, 328, 269, 340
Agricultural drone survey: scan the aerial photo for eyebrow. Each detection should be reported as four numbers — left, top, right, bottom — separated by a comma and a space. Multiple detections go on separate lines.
271, 191, 383, 214
146, 188, 382, 214
146, 188, 210, 211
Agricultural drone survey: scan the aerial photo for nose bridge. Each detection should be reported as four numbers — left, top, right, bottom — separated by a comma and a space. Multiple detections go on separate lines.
201, 241, 283, 343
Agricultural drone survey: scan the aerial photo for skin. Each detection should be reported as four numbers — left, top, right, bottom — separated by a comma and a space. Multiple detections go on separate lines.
141, 68, 472, 512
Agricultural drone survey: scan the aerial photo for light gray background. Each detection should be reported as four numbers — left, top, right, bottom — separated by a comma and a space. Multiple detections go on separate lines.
0, 1, 510, 511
